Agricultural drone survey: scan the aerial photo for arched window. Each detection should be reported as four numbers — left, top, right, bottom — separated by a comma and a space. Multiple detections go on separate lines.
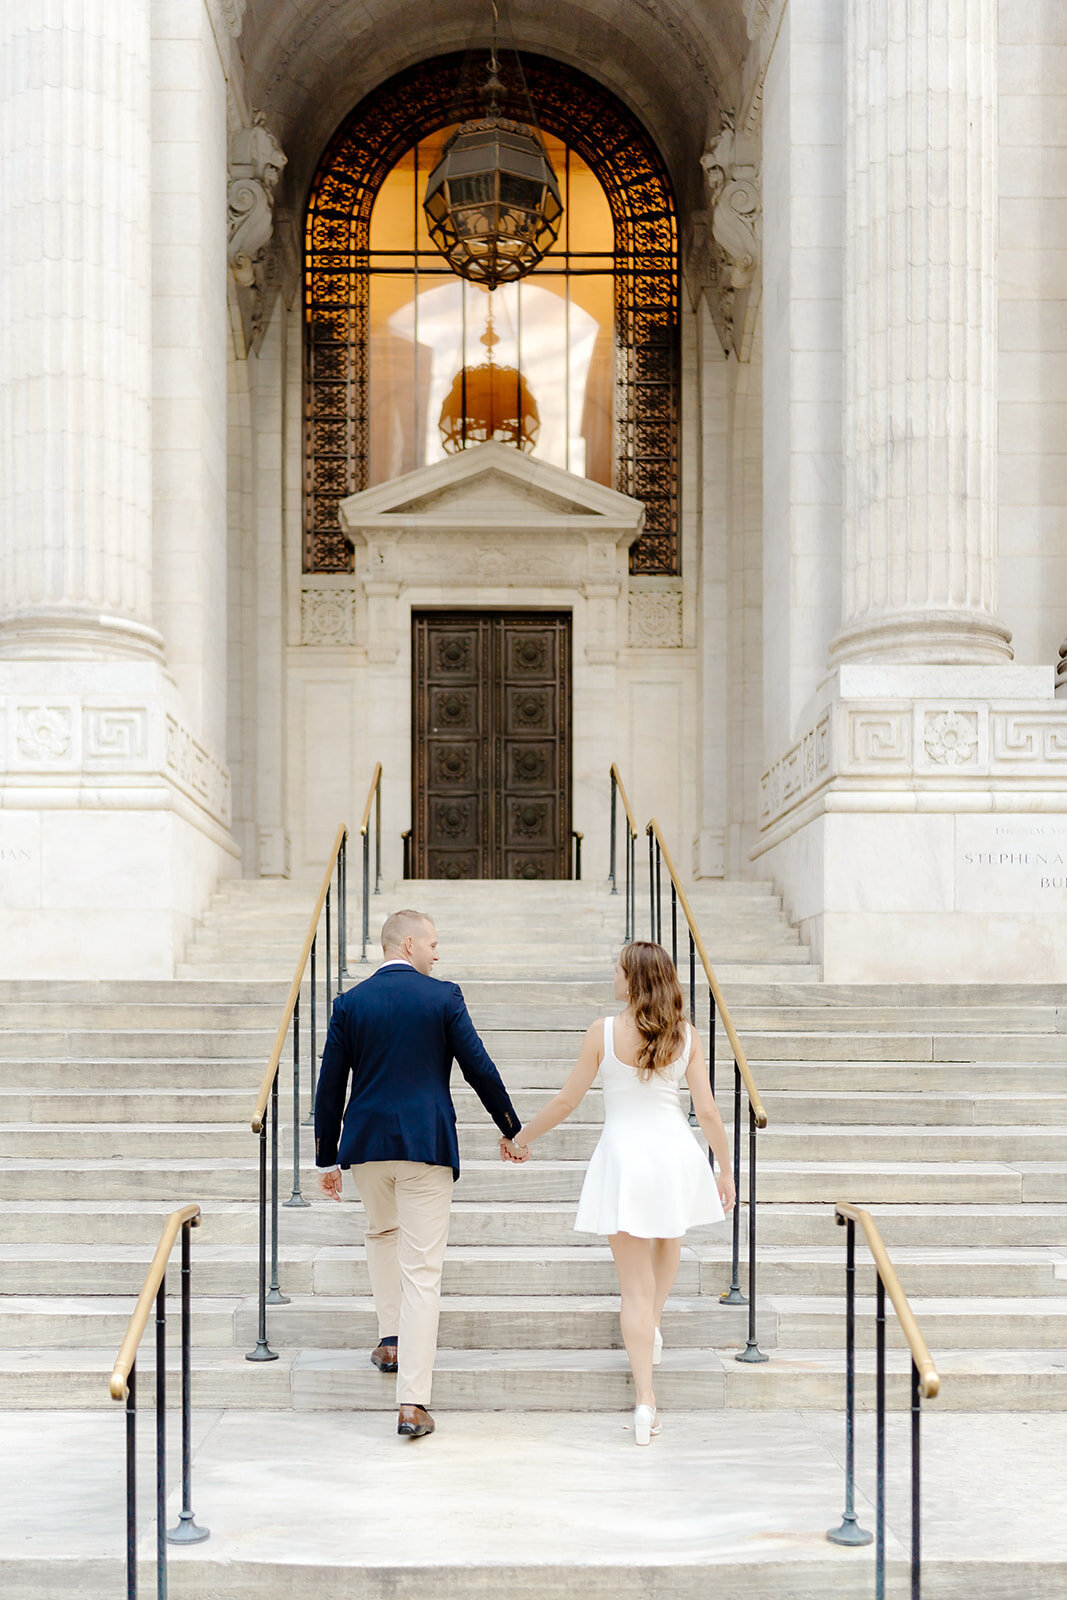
304, 55, 679, 573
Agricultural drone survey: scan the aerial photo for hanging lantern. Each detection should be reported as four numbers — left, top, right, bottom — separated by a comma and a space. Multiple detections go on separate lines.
423, 116, 563, 290
438, 361, 540, 452
438, 312, 540, 451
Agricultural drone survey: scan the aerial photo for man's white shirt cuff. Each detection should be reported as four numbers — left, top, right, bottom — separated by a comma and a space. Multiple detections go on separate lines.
318, 1164, 340, 1174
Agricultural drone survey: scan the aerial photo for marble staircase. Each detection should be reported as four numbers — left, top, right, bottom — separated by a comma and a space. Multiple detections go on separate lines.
1, 874, 1065, 1420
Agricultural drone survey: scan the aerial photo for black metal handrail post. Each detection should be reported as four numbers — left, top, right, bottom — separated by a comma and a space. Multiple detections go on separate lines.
125, 1365, 137, 1599
304, 934, 317, 1126
572, 829, 583, 879
266, 1071, 289, 1305
609, 766, 639, 942
168, 1221, 209, 1544
247, 1102, 276, 1360
647, 828, 655, 939
911, 1357, 922, 1597
361, 823, 371, 962
736, 1102, 767, 1362
339, 833, 349, 981
720, 1060, 745, 1305
876, 1275, 887, 1597
827, 1216, 872, 1547
375, 782, 382, 893
285, 995, 308, 1207
155, 1277, 166, 1598
359, 764, 382, 963
610, 774, 618, 893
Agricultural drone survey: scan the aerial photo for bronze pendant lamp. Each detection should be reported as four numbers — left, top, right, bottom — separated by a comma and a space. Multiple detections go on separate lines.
422, 3, 563, 289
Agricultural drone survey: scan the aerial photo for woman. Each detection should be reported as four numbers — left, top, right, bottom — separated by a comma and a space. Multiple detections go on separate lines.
506, 941, 735, 1444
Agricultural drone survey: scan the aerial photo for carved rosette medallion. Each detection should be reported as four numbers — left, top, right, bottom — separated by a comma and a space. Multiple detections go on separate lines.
17, 707, 72, 762
924, 711, 979, 767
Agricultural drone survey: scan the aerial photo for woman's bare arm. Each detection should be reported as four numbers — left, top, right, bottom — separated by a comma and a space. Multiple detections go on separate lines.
509, 1021, 603, 1153
686, 1032, 736, 1210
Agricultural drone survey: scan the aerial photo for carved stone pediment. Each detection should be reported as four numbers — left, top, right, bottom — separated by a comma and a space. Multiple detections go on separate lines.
339, 442, 645, 537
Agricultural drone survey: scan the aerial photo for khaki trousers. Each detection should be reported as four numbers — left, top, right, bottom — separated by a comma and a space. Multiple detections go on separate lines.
350, 1160, 454, 1407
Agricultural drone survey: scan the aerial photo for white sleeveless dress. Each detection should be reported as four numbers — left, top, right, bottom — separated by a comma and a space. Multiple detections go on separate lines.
573, 1016, 726, 1238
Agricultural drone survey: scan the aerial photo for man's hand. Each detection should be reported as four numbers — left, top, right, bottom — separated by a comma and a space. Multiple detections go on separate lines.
318, 1168, 343, 1201
499, 1136, 530, 1163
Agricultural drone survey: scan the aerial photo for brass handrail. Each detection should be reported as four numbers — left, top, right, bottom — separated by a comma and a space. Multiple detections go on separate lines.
110, 1204, 201, 1401
609, 761, 639, 839
835, 1203, 940, 1398
251, 821, 348, 1133
359, 761, 382, 836
645, 816, 767, 1128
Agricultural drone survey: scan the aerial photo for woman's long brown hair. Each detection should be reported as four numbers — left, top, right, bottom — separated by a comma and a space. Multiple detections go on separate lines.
619, 942, 686, 1079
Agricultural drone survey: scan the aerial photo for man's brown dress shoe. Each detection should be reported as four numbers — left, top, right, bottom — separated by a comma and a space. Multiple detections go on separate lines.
371, 1342, 398, 1373
397, 1404, 435, 1438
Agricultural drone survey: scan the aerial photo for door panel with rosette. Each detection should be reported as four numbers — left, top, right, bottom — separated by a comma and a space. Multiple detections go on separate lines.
412, 612, 572, 879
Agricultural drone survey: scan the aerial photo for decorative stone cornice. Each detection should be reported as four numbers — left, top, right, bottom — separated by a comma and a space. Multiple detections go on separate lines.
758, 699, 1067, 837
227, 113, 287, 352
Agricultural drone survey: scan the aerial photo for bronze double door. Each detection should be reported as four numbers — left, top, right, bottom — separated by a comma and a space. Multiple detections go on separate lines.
411, 611, 572, 879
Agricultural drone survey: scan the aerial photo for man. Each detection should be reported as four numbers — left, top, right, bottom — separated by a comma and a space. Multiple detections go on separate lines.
315, 908, 527, 1438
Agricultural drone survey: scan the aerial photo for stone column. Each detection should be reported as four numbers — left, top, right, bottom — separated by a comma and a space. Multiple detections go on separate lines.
0, 2, 161, 659
832, 0, 1012, 664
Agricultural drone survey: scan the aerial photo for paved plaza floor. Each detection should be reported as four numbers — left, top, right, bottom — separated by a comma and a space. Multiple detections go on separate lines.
5, 1406, 1067, 1597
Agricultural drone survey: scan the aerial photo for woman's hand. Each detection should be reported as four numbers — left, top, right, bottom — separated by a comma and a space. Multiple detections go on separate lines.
717, 1170, 736, 1213
499, 1135, 531, 1163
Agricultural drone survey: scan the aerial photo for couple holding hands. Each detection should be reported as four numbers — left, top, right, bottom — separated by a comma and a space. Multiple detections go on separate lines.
315, 908, 735, 1445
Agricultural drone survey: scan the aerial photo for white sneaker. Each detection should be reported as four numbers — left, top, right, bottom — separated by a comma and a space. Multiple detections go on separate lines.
653, 1326, 663, 1365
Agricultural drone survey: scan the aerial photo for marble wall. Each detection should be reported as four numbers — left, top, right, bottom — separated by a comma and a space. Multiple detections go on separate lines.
998, 1, 1067, 672
759, 0, 844, 753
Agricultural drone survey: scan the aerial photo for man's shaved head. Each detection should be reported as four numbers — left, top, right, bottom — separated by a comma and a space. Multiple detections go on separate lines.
381, 908, 433, 955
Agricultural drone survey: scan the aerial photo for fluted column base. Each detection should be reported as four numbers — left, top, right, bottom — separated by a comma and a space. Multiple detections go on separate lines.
829, 609, 1014, 668
0, 655, 235, 979
0, 609, 165, 663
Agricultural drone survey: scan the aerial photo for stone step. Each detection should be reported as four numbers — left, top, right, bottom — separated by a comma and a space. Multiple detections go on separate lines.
749, 1061, 1067, 1092
288, 1120, 1067, 1165
231, 1293, 767, 1351
6, 1083, 1061, 1129
0, 1200, 261, 1244
773, 1295, 1067, 1350
5, 1054, 1059, 1095
6, 1345, 1062, 1414
5, 1242, 1061, 1300
0, 1157, 1052, 1203
5, 1198, 1066, 1251
0, 1030, 277, 1060
177, 960, 822, 983
0, 1294, 241, 1348
706, 1090, 1067, 1126
0, 1002, 291, 1029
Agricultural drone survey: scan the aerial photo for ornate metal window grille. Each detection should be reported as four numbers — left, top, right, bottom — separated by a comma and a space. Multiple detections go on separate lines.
305, 54, 679, 575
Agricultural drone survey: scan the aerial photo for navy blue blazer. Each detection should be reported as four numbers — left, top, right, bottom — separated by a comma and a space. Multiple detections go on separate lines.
313, 964, 521, 1180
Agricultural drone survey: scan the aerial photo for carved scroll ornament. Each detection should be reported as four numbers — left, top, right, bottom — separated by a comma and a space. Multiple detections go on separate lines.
701, 116, 761, 292
227, 115, 287, 287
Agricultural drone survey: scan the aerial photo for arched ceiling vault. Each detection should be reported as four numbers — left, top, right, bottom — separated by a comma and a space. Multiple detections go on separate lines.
238, 0, 749, 214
